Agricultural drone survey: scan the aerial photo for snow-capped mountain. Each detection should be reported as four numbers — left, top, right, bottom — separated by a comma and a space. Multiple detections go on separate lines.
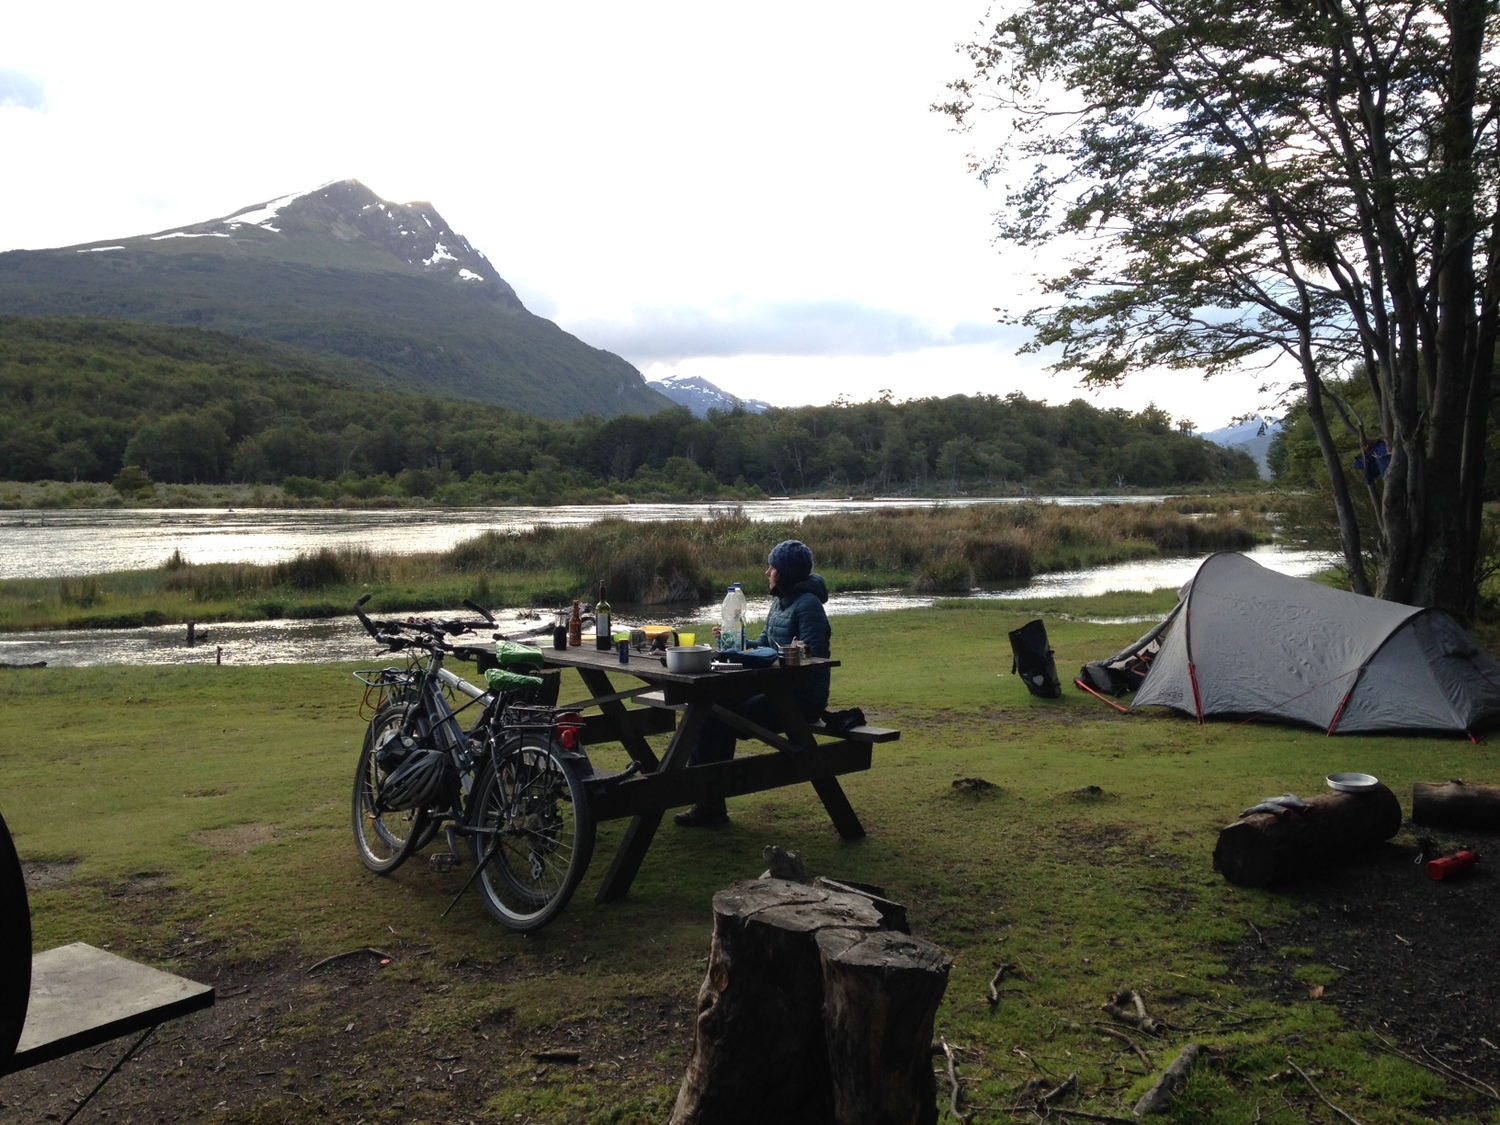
0, 180, 671, 419
142, 181, 528, 310
646, 374, 770, 417
1201, 415, 1280, 479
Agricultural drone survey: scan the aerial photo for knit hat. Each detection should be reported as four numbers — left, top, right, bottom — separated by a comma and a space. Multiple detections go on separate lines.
768, 539, 814, 585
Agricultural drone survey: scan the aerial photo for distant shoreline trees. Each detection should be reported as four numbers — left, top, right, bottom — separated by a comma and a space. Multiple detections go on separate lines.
0, 316, 1257, 502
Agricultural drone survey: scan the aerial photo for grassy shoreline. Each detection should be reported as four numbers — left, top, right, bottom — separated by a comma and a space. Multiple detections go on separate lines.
3, 602, 1487, 1122
1, 499, 1270, 634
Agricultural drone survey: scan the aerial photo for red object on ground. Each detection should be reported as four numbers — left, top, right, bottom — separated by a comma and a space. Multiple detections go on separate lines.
1426, 850, 1479, 881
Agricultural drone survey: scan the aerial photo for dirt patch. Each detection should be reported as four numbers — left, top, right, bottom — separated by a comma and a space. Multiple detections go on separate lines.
21, 859, 76, 891
0, 943, 690, 1124
191, 824, 276, 856
1224, 823, 1500, 1095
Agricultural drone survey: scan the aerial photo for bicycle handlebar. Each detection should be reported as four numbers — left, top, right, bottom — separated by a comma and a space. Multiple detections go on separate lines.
353, 596, 503, 654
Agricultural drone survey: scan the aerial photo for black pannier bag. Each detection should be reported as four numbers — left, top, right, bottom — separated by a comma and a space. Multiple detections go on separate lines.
1009, 619, 1062, 699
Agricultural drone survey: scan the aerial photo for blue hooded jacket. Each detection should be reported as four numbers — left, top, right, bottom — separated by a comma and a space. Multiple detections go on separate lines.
753, 573, 831, 711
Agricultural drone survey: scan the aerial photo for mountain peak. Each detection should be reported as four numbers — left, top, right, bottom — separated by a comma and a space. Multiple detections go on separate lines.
134, 180, 524, 310
647, 373, 770, 417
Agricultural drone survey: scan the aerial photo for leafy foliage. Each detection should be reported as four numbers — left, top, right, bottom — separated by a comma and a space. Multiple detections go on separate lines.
0, 317, 1256, 498
944, 0, 1500, 618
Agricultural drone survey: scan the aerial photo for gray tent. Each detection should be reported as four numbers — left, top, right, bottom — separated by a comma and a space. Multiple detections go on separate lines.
1079, 552, 1500, 736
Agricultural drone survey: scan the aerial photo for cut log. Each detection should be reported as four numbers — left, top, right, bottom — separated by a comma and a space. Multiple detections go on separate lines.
1412, 780, 1500, 830
1212, 783, 1402, 887
1133, 1043, 1203, 1116
818, 928, 951, 1125
671, 878, 950, 1125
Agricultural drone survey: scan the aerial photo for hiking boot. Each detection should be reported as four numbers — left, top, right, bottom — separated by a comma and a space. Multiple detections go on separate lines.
673, 799, 728, 828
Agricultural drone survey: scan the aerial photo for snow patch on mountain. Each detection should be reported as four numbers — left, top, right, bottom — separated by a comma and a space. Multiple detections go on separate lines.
1201, 414, 1281, 479
647, 373, 770, 417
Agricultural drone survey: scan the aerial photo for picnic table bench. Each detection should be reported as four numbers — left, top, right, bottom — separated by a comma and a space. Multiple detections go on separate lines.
541, 645, 898, 903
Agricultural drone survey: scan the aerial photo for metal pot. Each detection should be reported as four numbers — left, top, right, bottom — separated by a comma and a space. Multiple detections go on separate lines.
665, 645, 713, 674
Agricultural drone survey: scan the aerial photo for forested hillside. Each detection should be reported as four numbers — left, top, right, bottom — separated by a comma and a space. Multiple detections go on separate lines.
1, 317, 1258, 502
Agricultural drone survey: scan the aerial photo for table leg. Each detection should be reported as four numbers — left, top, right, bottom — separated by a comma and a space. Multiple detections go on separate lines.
768, 689, 866, 840
595, 703, 713, 903
576, 667, 659, 771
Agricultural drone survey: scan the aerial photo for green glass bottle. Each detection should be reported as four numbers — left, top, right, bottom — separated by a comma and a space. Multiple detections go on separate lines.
594, 581, 612, 651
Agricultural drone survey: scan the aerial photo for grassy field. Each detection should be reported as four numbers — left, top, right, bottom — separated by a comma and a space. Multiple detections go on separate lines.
3, 599, 1492, 1122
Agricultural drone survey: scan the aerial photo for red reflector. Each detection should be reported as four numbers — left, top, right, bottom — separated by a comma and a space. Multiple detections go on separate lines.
559, 728, 577, 750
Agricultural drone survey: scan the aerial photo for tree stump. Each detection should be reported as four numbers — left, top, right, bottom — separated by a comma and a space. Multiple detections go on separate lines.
0, 811, 31, 1068
671, 879, 951, 1125
1212, 783, 1402, 887
818, 928, 951, 1125
1412, 780, 1500, 829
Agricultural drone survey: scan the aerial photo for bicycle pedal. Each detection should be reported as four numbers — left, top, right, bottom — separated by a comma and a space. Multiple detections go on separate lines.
428, 852, 462, 874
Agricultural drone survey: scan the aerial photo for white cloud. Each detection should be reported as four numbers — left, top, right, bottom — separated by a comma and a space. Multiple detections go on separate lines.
566, 299, 1019, 362
0, 69, 45, 111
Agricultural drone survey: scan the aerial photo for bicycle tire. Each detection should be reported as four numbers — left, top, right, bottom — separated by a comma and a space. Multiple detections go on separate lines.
468, 735, 595, 932
351, 703, 429, 874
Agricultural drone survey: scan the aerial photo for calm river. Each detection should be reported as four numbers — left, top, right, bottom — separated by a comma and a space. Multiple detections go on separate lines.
0, 503, 1333, 668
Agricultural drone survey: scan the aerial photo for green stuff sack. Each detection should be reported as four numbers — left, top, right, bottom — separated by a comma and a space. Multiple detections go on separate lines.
486, 668, 543, 693
495, 641, 546, 669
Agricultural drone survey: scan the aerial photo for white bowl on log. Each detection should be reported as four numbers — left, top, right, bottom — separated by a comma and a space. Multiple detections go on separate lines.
665, 645, 714, 674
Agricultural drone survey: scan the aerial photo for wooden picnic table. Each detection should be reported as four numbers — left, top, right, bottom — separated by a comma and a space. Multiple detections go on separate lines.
541, 644, 898, 904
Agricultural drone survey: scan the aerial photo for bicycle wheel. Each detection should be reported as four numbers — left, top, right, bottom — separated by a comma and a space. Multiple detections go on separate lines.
351, 704, 429, 874
468, 735, 595, 932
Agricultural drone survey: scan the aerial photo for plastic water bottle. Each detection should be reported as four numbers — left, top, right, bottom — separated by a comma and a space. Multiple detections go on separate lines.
720, 584, 745, 651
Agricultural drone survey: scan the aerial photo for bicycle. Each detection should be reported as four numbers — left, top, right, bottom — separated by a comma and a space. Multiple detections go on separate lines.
350, 594, 598, 932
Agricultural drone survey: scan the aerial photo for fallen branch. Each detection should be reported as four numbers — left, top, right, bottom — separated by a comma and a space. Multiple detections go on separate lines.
1102, 989, 1162, 1036
1094, 1023, 1152, 1069
1133, 1043, 1202, 1116
1285, 1057, 1365, 1125
530, 1049, 581, 1064
991, 1104, 1133, 1123
1038, 1071, 1079, 1107
1374, 1043, 1500, 1101
938, 1037, 970, 1123
986, 963, 1020, 1008
306, 947, 395, 973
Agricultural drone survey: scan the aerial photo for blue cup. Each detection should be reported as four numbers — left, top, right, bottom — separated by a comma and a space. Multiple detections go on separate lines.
617, 639, 630, 664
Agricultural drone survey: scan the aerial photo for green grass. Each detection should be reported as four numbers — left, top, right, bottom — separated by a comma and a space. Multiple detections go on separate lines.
1, 606, 1486, 1121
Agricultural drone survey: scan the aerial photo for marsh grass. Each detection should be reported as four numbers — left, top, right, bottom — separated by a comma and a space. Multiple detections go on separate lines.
0, 605, 1482, 1122
0, 500, 1268, 633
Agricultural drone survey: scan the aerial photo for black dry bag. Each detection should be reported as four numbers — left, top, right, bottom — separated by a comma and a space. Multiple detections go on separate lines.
1008, 619, 1062, 699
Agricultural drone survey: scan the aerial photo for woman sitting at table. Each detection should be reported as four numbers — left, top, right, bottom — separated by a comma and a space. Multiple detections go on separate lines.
674, 539, 831, 828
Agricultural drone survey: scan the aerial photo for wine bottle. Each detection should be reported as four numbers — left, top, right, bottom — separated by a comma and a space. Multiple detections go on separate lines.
594, 581, 612, 651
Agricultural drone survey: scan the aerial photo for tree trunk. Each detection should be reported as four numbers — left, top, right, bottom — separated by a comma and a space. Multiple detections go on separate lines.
1412, 780, 1500, 830
671, 879, 950, 1125
1212, 783, 1403, 887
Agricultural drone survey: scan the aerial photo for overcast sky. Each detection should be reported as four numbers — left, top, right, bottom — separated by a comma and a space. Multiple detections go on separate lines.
0, 1, 1278, 429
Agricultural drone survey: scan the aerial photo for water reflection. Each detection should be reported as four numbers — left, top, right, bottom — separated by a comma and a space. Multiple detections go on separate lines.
2, 546, 1334, 668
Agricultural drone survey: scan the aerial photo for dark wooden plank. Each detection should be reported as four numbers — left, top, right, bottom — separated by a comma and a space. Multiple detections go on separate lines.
580, 706, 677, 745
586, 742, 872, 822
811, 776, 866, 840
809, 722, 901, 744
